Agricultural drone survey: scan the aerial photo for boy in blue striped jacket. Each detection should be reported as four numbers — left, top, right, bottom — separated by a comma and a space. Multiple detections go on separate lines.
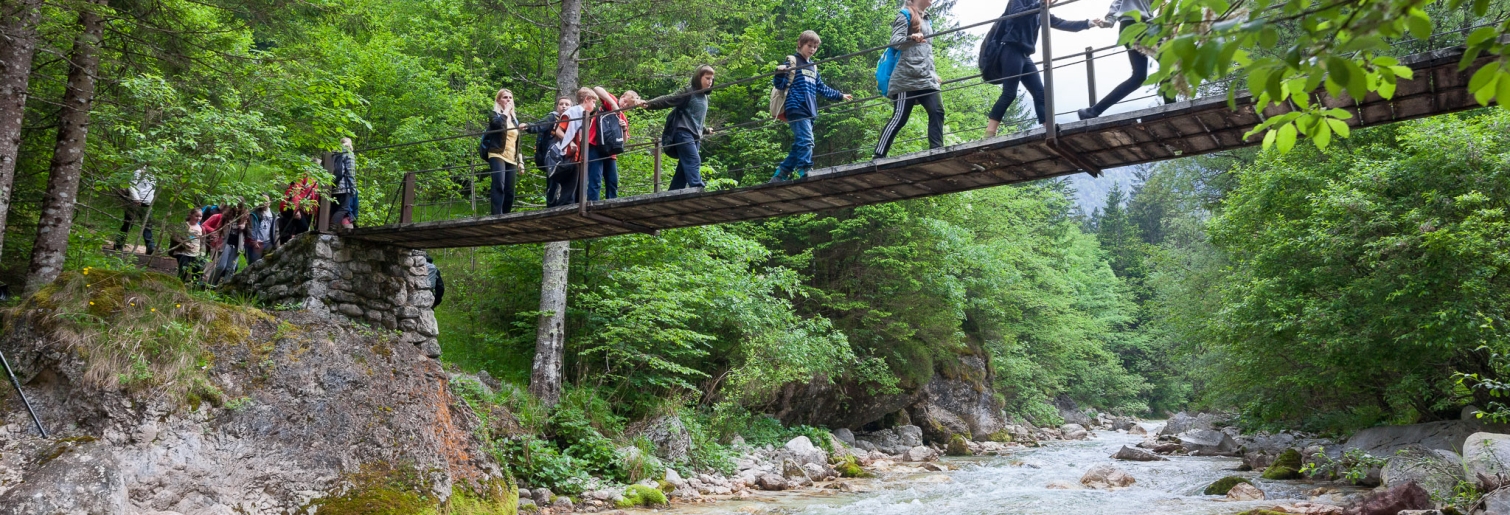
771, 30, 852, 182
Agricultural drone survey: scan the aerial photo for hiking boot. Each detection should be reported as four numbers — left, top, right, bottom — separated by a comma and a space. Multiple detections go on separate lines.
769, 167, 791, 183
793, 168, 810, 180
1077, 108, 1097, 120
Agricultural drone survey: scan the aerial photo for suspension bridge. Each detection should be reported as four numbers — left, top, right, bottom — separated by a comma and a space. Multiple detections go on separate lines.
343, 7, 1497, 249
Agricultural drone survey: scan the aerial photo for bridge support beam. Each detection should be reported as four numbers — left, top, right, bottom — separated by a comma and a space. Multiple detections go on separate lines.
226, 234, 442, 358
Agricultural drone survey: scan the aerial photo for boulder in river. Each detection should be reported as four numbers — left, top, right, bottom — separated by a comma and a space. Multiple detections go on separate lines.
1344, 480, 1430, 515
902, 445, 939, 462
1480, 487, 1510, 515
1061, 423, 1090, 440
1128, 424, 1148, 435
1462, 431, 1510, 483
1045, 480, 1084, 490
1111, 445, 1167, 462
1204, 475, 1252, 495
1225, 482, 1265, 501
1138, 440, 1184, 454
1158, 411, 1227, 436
1262, 448, 1305, 480
1380, 446, 1462, 500
756, 473, 787, 491
946, 434, 971, 456
1054, 394, 1094, 427
1179, 429, 1240, 456
782, 435, 828, 467
1341, 420, 1508, 456
1079, 464, 1136, 489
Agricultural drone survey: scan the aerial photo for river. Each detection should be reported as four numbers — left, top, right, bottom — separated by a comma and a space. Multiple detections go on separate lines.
668, 424, 1355, 515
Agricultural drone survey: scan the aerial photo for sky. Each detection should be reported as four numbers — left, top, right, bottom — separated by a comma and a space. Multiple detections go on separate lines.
950, 0, 1161, 213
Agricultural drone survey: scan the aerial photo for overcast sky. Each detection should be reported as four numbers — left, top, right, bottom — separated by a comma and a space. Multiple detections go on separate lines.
950, 0, 1165, 123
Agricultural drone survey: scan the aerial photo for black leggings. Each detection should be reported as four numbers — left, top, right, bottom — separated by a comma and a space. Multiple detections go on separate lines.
1089, 20, 1176, 116
487, 157, 517, 215
989, 46, 1047, 124
874, 89, 945, 158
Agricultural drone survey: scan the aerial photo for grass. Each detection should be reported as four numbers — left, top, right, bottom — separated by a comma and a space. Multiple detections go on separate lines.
4, 267, 270, 402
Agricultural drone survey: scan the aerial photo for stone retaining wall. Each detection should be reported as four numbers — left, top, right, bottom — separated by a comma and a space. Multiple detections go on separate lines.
226, 234, 441, 357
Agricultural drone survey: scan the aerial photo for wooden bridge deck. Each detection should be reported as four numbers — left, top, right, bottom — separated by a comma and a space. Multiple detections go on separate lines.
350, 46, 1488, 249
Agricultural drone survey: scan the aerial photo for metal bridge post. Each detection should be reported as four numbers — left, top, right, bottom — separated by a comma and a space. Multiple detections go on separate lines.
1086, 46, 1097, 106
400, 172, 416, 224
1041, 3, 1056, 139
653, 139, 662, 193
577, 111, 590, 216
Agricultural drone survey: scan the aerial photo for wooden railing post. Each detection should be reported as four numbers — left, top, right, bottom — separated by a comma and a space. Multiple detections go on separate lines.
1041, 2, 1056, 139
653, 139, 662, 193
1086, 46, 1097, 107
400, 172, 416, 224
318, 151, 333, 233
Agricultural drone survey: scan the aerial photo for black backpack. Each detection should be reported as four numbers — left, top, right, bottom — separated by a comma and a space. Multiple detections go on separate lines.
594, 112, 626, 156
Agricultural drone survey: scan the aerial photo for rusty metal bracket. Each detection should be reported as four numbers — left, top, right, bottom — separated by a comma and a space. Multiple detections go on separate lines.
1044, 132, 1103, 177
580, 211, 658, 236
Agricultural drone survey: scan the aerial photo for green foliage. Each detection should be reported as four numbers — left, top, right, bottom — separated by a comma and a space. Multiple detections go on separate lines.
1187, 110, 1510, 429
496, 436, 589, 495
833, 455, 872, 478
1203, 476, 1252, 495
1143, 0, 1510, 150
549, 388, 628, 481
614, 485, 667, 509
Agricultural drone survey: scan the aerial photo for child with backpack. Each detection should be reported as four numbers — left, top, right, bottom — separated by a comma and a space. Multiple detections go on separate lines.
770, 30, 852, 182
547, 88, 599, 207
587, 86, 628, 200
874, 0, 946, 159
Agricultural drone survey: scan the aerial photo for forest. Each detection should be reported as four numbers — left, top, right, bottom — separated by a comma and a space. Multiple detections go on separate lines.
2, 0, 1510, 507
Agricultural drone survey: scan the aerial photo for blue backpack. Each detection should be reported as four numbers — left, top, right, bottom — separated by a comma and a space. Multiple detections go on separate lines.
875, 9, 913, 96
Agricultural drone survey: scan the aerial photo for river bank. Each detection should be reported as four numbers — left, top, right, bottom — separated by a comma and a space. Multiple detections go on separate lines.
657, 424, 1361, 515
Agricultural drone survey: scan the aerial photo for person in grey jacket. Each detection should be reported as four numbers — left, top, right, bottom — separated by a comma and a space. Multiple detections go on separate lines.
1078, 0, 1174, 119
874, 0, 945, 159
637, 65, 716, 190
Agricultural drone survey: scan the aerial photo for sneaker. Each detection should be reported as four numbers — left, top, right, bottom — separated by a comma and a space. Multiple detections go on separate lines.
769, 167, 790, 183
1077, 108, 1097, 120
793, 168, 810, 180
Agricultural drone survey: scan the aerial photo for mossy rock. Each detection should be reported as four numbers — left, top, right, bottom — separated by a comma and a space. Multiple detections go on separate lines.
1261, 449, 1304, 479
1203, 476, 1252, 495
615, 484, 667, 508
986, 430, 1013, 443
946, 434, 971, 456
834, 455, 872, 478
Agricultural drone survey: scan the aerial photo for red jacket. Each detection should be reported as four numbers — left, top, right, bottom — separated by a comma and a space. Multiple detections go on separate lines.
280, 177, 320, 214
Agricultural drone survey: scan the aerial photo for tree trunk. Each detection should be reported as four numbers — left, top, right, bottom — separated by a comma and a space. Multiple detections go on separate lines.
530, 240, 570, 405
528, 0, 584, 408
0, 0, 43, 265
25, 0, 108, 293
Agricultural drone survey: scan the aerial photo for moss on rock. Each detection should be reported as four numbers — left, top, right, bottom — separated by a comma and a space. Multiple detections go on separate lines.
1203, 476, 1252, 495
615, 484, 667, 508
946, 434, 971, 456
1261, 449, 1304, 480
834, 455, 872, 478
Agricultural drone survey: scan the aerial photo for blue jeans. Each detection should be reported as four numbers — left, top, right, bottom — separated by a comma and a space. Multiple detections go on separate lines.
666, 129, 704, 190
587, 147, 619, 200
775, 118, 814, 180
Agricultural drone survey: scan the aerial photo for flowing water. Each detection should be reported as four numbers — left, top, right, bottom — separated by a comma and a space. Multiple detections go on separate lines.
670, 424, 1355, 515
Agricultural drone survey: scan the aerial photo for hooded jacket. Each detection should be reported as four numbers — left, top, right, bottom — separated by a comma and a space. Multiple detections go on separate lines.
986, 0, 1091, 56
886, 9, 940, 98
773, 54, 845, 122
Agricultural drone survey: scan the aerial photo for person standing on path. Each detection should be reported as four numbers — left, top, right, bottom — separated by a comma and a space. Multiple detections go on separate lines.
771, 31, 852, 182
483, 88, 523, 214
874, 0, 946, 159
636, 65, 716, 190
1078, 0, 1173, 120
170, 209, 205, 285
114, 167, 156, 254
247, 195, 274, 265
980, 0, 1103, 138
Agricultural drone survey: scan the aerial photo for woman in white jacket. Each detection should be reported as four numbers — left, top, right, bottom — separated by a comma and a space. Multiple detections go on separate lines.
874, 0, 945, 159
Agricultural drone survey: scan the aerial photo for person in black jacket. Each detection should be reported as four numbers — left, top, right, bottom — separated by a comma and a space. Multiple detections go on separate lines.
483, 89, 524, 215
330, 138, 357, 229
979, 0, 1105, 137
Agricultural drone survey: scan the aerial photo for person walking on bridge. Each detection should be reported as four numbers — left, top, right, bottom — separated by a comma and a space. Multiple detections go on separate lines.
1077, 0, 1174, 120
771, 31, 852, 182
980, 0, 1105, 138
874, 0, 947, 159
483, 89, 523, 214
635, 65, 716, 190
330, 138, 358, 229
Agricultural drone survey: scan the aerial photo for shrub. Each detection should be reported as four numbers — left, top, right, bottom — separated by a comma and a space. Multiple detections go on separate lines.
614, 484, 667, 508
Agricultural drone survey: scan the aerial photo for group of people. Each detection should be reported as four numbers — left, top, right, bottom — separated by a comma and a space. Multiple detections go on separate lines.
110, 138, 361, 286
478, 74, 712, 213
